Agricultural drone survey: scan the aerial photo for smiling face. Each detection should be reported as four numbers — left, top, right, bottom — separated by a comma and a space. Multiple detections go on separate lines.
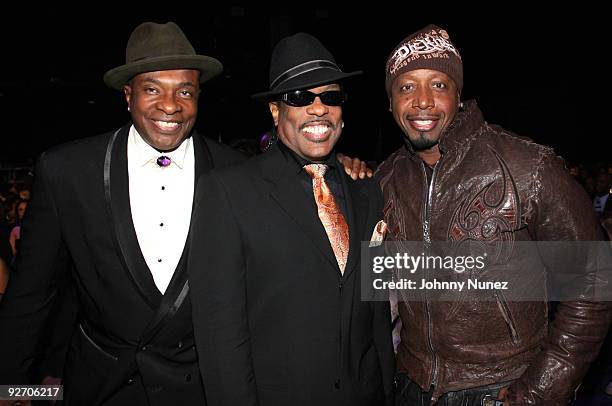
390, 69, 459, 162
123, 69, 200, 152
269, 84, 343, 163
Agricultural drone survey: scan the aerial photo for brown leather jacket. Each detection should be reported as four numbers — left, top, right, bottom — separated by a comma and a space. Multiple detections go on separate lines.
376, 100, 611, 404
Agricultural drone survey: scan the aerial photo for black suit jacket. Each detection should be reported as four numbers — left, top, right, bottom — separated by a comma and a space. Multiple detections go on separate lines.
0, 124, 244, 405
189, 143, 395, 406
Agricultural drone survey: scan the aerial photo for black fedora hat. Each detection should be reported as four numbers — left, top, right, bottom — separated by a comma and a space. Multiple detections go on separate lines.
252, 32, 362, 100
103, 21, 223, 90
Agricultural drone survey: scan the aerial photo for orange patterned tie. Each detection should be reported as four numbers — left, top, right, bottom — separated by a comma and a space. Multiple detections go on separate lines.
304, 164, 349, 274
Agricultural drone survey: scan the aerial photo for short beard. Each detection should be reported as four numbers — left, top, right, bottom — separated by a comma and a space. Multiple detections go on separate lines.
408, 132, 439, 151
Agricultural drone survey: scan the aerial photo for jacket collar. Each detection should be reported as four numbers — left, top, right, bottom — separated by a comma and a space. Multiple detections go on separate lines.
257, 143, 367, 279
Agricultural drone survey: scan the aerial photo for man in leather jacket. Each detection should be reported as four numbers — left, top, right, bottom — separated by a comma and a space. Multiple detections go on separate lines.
376, 24, 612, 405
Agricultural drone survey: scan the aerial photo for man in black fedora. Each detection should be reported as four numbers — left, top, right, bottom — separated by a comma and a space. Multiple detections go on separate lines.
0, 21, 243, 405
188, 32, 395, 406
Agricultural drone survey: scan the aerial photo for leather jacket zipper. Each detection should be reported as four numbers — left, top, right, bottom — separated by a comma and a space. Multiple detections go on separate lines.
421, 160, 440, 388
494, 290, 520, 344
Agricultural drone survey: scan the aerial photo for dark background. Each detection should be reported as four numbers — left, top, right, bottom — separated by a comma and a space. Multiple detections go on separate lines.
0, 5, 603, 167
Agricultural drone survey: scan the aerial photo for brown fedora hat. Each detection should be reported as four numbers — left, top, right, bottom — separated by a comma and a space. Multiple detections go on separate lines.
103, 21, 223, 90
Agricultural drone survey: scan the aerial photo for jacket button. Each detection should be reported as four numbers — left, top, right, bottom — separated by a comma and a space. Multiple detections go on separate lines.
141, 345, 147, 351
127, 378, 134, 385
177, 341, 183, 349
185, 374, 192, 382
334, 379, 340, 389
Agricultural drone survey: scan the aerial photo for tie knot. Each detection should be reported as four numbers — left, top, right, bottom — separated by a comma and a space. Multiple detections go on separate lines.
304, 164, 328, 179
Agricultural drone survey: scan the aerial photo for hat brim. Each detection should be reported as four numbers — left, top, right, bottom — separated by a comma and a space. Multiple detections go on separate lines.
251, 68, 362, 101
103, 54, 223, 90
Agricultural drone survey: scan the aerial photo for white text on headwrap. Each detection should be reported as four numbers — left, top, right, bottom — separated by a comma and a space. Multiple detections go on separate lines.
388, 29, 461, 75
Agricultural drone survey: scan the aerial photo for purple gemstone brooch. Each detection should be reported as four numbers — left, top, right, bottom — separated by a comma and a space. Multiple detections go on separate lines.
156, 156, 171, 167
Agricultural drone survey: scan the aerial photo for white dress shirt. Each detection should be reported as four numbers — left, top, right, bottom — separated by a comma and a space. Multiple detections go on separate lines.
127, 126, 195, 293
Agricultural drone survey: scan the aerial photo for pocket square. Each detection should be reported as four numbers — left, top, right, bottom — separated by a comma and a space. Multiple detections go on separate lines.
369, 220, 387, 247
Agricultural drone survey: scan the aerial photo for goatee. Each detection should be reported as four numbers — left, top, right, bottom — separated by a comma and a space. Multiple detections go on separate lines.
408, 133, 438, 151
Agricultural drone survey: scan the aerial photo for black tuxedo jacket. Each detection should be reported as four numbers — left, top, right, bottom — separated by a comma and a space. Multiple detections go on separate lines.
189, 143, 395, 406
0, 124, 243, 405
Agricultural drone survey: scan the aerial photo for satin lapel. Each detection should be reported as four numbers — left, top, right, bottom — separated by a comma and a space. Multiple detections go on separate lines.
139, 252, 190, 346
192, 132, 214, 181
340, 170, 369, 281
138, 134, 212, 343
264, 146, 338, 271
104, 125, 162, 309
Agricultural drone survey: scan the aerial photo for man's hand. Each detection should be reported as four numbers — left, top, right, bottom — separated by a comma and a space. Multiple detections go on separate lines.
41, 376, 61, 405
497, 387, 511, 406
336, 153, 373, 180
0, 400, 32, 406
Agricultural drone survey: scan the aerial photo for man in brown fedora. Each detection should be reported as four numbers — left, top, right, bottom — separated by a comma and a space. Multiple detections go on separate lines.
0, 21, 243, 405
188, 32, 395, 406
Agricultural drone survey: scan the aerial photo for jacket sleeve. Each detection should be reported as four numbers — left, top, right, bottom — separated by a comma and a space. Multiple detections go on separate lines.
188, 171, 258, 406
508, 152, 612, 404
0, 153, 73, 384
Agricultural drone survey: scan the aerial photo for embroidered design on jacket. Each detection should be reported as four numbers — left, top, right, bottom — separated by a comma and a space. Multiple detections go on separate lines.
448, 149, 521, 263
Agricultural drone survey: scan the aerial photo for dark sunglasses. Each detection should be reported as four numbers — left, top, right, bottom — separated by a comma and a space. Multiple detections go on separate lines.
280, 89, 347, 107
